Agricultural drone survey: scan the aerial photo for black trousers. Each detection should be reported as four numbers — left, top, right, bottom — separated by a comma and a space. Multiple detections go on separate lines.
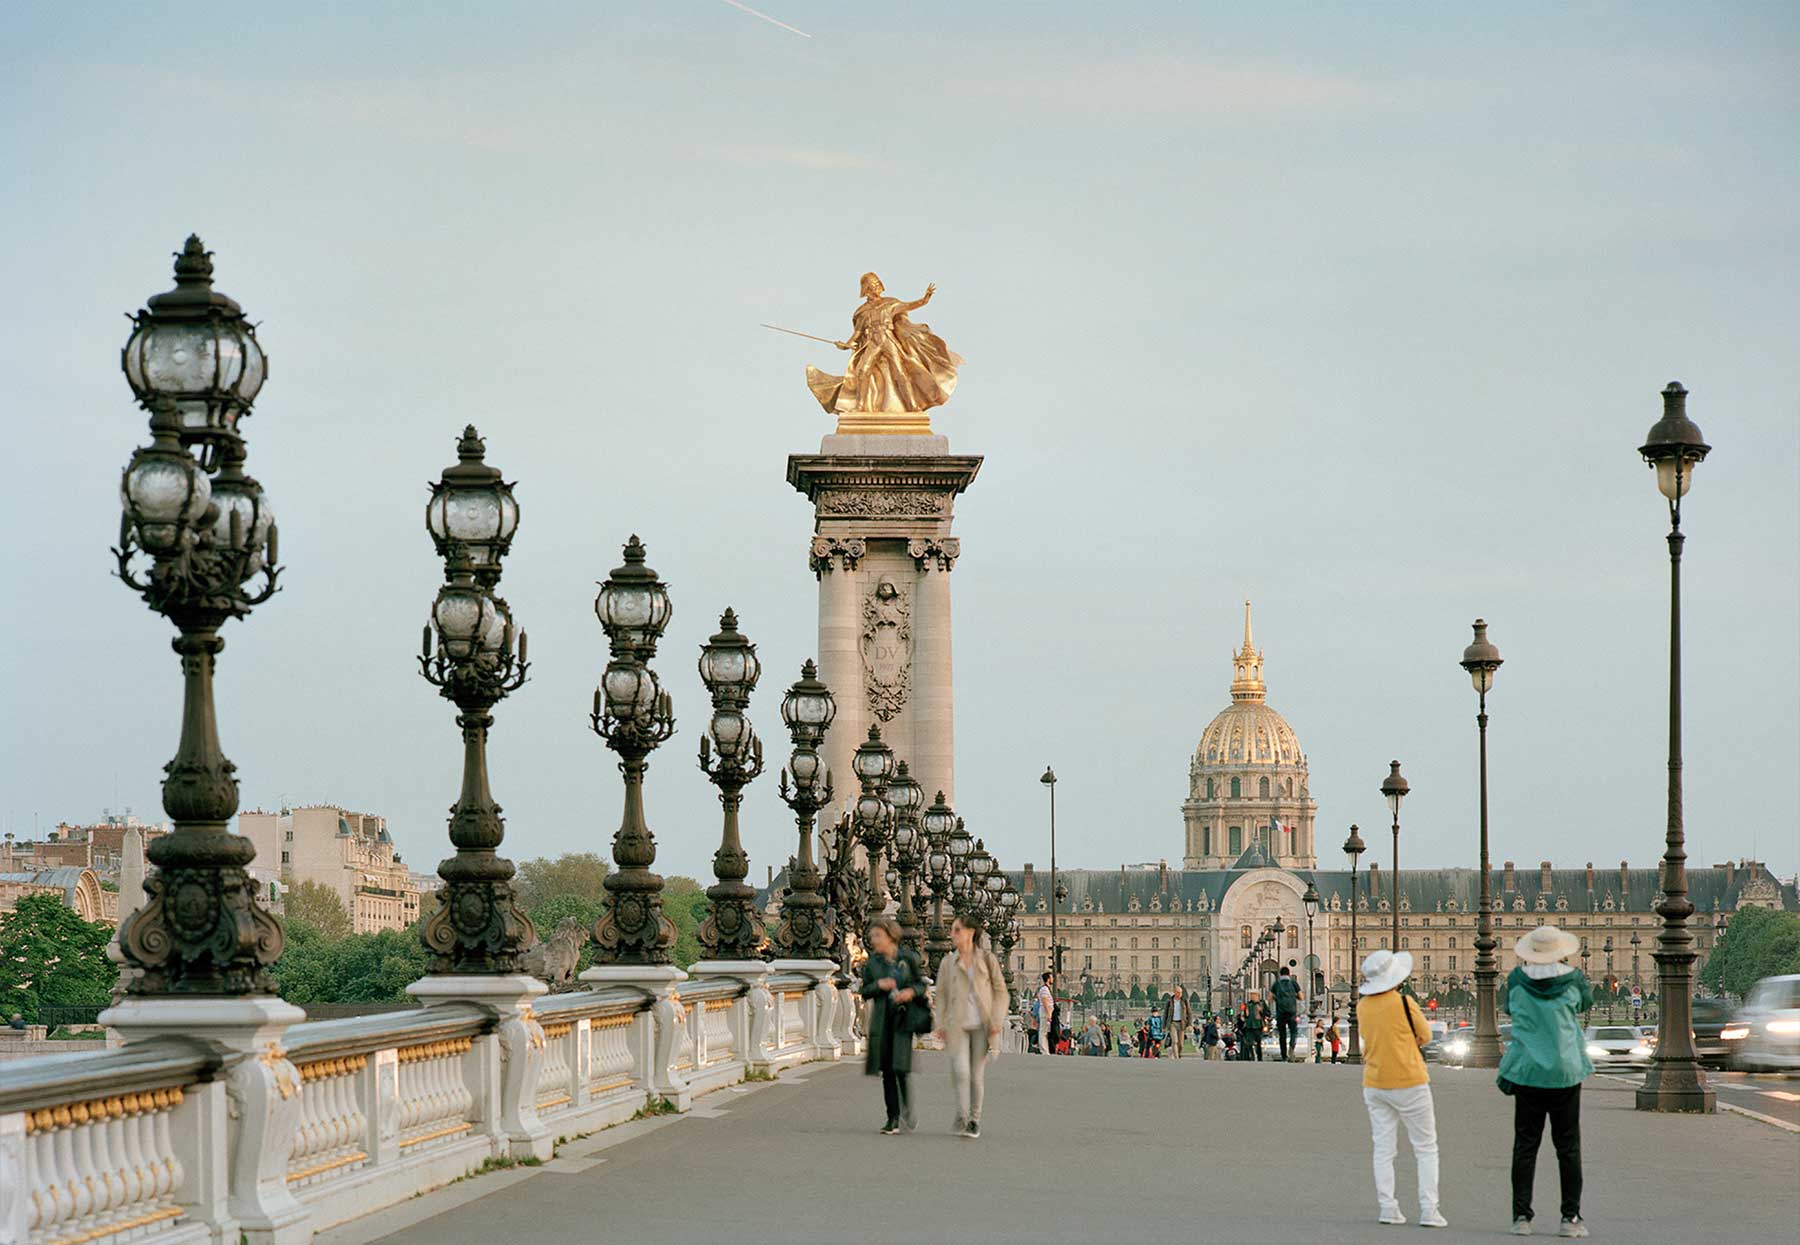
1277, 1015, 1298, 1059
1511, 1084, 1582, 1221
881, 1069, 910, 1123
1246, 1031, 1263, 1060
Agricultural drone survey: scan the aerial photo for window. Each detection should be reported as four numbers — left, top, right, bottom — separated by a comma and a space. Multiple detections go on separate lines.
1230, 777, 1241, 799
1229, 826, 1242, 854
1449, 956, 1457, 971
1110, 956, 1117, 969
1423, 956, 1433, 970
1173, 956, 1181, 970
1151, 937, 1159, 949
1259, 776, 1270, 798
1205, 777, 1215, 800
1084, 938, 1092, 949
1109, 938, 1117, 949
1241, 925, 1252, 948
1151, 956, 1159, 970
1401, 937, 1410, 949
280, 851, 290, 864
1130, 938, 1138, 950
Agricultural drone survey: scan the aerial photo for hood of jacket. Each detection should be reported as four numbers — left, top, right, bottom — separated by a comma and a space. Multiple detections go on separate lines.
1513, 968, 1583, 1000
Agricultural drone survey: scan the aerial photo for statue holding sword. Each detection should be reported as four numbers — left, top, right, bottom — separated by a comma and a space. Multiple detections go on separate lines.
764, 272, 962, 416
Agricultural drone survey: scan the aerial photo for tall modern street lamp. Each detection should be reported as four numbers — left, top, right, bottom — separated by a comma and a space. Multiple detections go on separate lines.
417, 430, 535, 974
1302, 880, 1320, 1020
1343, 824, 1367, 1064
1460, 619, 1504, 1067
591, 537, 677, 965
1635, 381, 1715, 1115
112, 237, 285, 997
1380, 761, 1409, 955
774, 661, 835, 960
695, 609, 766, 961
1041, 766, 1059, 984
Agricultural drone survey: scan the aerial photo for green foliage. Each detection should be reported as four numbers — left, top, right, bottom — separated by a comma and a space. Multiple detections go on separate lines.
0, 894, 115, 1024
1701, 906, 1800, 998
527, 892, 604, 975
283, 881, 352, 941
515, 853, 609, 911
273, 919, 431, 1005
664, 879, 707, 970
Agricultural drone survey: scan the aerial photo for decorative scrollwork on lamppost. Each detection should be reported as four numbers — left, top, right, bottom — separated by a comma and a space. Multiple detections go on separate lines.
822, 810, 864, 977
590, 537, 677, 965
417, 427, 533, 973
885, 761, 926, 956
774, 661, 835, 960
112, 237, 285, 997
946, 815, 974, 923
851, 725, 896, 912
920, 791, 956, 968
695, 609, 766, 962
965, 839, 996, 927
996, 881, 1021, 1005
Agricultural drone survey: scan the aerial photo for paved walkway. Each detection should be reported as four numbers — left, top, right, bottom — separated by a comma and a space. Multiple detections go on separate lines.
336, 1053, 1799, 1245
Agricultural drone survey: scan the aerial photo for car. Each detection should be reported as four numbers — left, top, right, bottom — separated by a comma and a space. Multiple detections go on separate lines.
1585, 1024, 1655, 1069
1690, 996, 1737, 1068
1437, 1030, 1474, 1066
1728, 974, 1800, 1072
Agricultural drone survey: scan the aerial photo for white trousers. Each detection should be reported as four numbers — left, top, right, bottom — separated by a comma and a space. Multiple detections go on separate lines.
1363, 1084, 1440, 1219
1036, 1013, 1050, 1052
949, 1027, 991, 1122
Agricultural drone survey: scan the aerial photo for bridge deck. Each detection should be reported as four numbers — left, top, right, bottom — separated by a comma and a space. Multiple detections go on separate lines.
334, 1053, 1799, 1244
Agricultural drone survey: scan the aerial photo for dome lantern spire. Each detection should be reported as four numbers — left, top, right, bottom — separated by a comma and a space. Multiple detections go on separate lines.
1230, 598, 1266, 703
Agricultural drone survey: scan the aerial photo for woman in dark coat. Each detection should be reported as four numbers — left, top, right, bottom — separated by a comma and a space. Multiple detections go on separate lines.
860, 915, 925, 1134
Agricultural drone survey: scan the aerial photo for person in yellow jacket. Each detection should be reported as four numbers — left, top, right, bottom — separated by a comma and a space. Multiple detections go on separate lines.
1357, 949, 1447, 1229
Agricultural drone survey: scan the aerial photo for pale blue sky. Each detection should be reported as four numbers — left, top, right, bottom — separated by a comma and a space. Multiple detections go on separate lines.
3, 2, 1796, 886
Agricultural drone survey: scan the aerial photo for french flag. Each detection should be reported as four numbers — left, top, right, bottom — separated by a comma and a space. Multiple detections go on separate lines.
1270, 819, 1289, 850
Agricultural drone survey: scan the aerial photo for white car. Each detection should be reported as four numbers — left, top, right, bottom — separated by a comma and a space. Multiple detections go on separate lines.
1584, 1024, 1655, 1069
1726, 974, 1800, 1072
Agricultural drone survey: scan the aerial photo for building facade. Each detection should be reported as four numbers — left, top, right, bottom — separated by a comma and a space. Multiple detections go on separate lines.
1013, 609, 1796, 1010
239, 805, 424, 935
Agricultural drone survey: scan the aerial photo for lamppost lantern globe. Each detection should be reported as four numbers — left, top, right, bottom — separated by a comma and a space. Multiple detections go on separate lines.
120, 402, 213, 555
1303, 880, 1320, 918
593, 536, 673, 659
697, 608, 761, 703
948, 816, 973, 860
852, 724, 896, 784
424, 426, 519, 580
1381, 760, 1409, 816
1460, 619, 1503, 695
887, 759, 924, 817
780, 658, 835, 738
431, 578, 496, 662
969, 839, 994, 880
921, 791, 955, 842
207, 452, 276, 579
1342, 823, 1366, 862
1053, 879, 1068, 905
121, 236, 268, 449
1040, 766, 1056, 786
1639, 381, 1710, 503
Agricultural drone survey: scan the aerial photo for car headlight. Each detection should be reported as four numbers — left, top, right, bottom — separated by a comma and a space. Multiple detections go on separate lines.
1629, 1044, 1653, 1057
1446, 1040, 1469, 1056
1720, 1025, 1749, 1041
1767, 1019, 1800, 1036
1585, 1043, 1608, 1059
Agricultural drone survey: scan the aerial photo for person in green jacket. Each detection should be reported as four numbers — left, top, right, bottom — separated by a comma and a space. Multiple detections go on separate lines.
1497, 925, 1593, 1239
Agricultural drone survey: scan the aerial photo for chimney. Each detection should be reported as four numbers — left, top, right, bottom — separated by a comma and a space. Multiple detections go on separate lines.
1724, 860, 1735, 890
1540, 861, 1553, 893
1585, 861, 1595, 892
766, 865, 773, 887
1503, 861, 1516, 891
1023, 863, 1035, 893
1159, 860, 1168, 891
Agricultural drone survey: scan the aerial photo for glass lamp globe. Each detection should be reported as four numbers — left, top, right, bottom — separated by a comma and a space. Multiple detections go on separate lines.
208, 454, 274, 576
789, 748, 820, 785
601, 660, 659, 720
425, 426, 519, 575
698, 609, 760, 701
433, 582, 495, 661
852, 726, 895, 784
780, 660, 835, 737
1380, 762, 1409, 816
921, 792, 955, 843
948, 818, 972, 860
120, 407, 212, 554
1639, 382, 1710, 502
594, 536, 673, 656
886, 761, 924, 818
1460, 619, 1503, 696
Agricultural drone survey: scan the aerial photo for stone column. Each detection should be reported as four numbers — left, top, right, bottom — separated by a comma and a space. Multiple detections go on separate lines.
811, 536, 867, 809
908, 538, 959, 805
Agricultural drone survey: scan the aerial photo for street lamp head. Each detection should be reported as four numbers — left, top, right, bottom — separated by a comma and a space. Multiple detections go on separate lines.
1380, 760, 1409, 817
852, 724, 896, 785
1303, 880, 1320, 917
921, 791, 955, 844
431, 570, 496, 664
1639, 381, 1710, 503
120, 400, 213, 556
1342, 823, 1366, 862
1053, 879, 1068, 904
425, 426, 519, 583
969, 839, 994, 880
779, 659, 835, 743
697, 608, 761, 708
948, 816, 972, 860
121, 236, 268, 451
594, 536, 673, 660
1040, 766, 1056, 786
1460, 619, 1503, 696
887, 760, 925, 818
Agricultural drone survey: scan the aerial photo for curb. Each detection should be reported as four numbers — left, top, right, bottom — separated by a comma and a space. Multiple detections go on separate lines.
1718, 1101, 1800, 1134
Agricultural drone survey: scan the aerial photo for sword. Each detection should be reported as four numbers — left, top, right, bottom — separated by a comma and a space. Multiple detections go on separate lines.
761, 323, 840, 346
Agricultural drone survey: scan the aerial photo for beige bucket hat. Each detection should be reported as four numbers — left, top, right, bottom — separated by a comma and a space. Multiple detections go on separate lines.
1358, 949, 1413, 995
1514, 924, 1581, 965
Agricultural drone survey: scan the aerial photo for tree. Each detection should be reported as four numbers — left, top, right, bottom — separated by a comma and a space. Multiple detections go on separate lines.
0, 895, 115, 1023
514, 853, 610, 911
664, 878, 707, 970
273, 921, 431, 1005
1701, 906, 1800, 998
284, 881, 352, 941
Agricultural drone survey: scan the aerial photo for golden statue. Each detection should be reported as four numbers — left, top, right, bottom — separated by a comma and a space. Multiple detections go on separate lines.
802, 273, 961, 427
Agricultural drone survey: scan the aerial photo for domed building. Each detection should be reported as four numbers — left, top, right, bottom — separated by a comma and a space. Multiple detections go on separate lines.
1182, 603, 1318, 869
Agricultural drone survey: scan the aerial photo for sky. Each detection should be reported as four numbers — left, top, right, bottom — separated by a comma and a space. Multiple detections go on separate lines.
2, 2, 1796, 890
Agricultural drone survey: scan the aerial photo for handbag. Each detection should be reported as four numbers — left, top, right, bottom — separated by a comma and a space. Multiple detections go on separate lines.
897, 957, 934, 1035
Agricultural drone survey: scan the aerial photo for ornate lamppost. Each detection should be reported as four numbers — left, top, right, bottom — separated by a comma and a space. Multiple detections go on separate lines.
1344, 823, 1367, 1064
1303, 880, 1320, 1021
1604, 936, 1615, 998
1460, 618, 1504, 1066
920, 791, 956, 967
886, 761, 926, 955
821, 810, 863, 975
695, 610, 766, 962
852, 726, 897, 912
1380, 761, 1409, 954
416, 429, 534, 976
1041, 766, 1062, 985
589, 537, 677, 967
774, 661, 835, 960
110, 237, 286, 1004
1635, 381, 1715, 1115
996, 878, 1021, 1003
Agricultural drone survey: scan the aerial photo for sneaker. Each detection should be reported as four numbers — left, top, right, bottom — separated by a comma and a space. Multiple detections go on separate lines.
901, 1105, 916, 1133
1558, 1219, 1588, 1239
1378, 1211, 1407, 1226
963, 1119, 981, 1139
879, 1121, 900, 1135
951, 1115, 966, 1134
1419, 1210, 1448, 1229
1511, 1219, 1533, 1236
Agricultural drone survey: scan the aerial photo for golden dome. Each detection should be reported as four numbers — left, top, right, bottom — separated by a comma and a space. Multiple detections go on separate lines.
1192, 602, 1306, 770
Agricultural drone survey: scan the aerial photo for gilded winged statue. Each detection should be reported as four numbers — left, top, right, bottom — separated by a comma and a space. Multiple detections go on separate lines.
805, 273, 962, 415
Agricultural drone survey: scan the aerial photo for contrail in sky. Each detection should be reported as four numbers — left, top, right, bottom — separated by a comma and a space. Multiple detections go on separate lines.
721, 0, 812, 39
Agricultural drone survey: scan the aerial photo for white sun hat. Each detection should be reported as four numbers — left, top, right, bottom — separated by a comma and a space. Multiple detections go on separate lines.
1358, 949, 1414, 996
1514, 925, 1581, 965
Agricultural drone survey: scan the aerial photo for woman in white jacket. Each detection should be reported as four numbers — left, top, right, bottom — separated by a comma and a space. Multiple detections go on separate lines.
933, 912, 1009, 1138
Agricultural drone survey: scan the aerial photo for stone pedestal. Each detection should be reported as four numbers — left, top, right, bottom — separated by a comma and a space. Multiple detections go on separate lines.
406, 974, 553, 1161
788, 433, 981, 810
579, 964, 691, 1108
101, 995, 310, 1245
